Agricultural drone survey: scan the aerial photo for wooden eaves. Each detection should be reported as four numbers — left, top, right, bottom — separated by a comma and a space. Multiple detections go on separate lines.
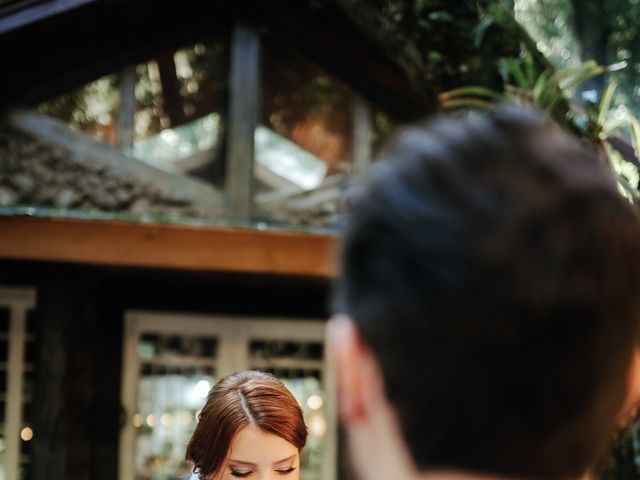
0, 216, 338, 278
0, 0, 434, 120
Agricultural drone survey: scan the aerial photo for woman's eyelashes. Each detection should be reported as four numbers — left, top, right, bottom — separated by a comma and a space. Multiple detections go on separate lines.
229, 466, 296, 477
276, 466, 297, 475
230, 470, 252, 478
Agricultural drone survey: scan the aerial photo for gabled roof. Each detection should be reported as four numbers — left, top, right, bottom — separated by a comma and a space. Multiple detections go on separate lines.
0, 0, 96, 33
0, 0, 434, 120
0, 0, 38, 18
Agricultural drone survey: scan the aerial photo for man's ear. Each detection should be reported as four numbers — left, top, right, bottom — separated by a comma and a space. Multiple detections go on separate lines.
620, 349, 640, 425
327, 315, 378, 424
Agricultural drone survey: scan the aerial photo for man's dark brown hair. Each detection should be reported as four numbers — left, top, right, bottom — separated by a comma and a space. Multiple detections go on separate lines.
333, 105, 640, 478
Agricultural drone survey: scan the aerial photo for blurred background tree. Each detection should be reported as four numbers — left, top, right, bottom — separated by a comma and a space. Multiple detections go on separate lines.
514, 0, 640, 119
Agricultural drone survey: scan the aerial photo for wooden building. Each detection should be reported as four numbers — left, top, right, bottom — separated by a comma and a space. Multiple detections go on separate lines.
0, 1, 432, 479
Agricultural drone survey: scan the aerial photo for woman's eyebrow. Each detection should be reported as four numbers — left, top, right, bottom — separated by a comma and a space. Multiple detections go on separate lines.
273, 454, 296, 466
229, 460, 258, 467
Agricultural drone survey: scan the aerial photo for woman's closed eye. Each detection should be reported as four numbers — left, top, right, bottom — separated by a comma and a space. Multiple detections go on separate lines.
229, 466, 295, 477
275, 466, 296, 476
230, 470, 253, 478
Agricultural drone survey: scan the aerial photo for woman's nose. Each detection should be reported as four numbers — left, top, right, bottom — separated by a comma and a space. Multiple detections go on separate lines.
259, 472, 283, 480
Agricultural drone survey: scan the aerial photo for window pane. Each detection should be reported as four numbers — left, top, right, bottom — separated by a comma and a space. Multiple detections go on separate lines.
39, 74, 120, 145
255, 36, 400, 229
249, 338, 326, 480
133, 39, 229, 189
258, 36, 353, 185
254, 37, 353, 229
2, 33, 229, 223
134, 333, 218, 480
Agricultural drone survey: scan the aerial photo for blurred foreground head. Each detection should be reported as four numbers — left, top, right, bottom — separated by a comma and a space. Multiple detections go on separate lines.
330, 105, 640, 480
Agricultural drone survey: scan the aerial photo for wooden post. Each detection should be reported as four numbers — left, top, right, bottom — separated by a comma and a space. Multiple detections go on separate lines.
30, 276, 98, 480
5, 304, 26, 478
117, 65, 137, 153
352, 95, 372, 174
225, 23, 261, 220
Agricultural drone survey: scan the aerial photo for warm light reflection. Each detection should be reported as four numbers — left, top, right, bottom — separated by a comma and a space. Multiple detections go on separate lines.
133, 413, 143, 428
308, 412, 327, 437
178, 410, 193, 426
20, 427, 33, 442
195, 380, 211, 399
160, 413, 173, 427
307, 394, 323, 410
146, 414, 155, 427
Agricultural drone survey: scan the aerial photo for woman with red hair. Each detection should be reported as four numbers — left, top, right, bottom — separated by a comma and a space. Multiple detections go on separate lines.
186, 371, 308, 480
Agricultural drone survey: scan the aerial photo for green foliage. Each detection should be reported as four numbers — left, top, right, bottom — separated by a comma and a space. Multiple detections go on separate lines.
515, 0, 640, 130
439, 59, 640, 204
440, 55, 606, 117
38, 75, 120, 144
589, 82, 640, 200
473, 12, 496, 47
598, 420, 640, 480
335, 0, 530, 100
514, 0, 581, 69
599, 0, 640, 120
38, 38, 229, 144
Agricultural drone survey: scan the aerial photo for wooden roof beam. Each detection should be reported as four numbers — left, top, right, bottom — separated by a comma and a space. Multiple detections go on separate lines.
0, 216, 338, 278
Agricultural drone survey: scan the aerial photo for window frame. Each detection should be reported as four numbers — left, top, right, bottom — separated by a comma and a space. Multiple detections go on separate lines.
119, 310, 337, 480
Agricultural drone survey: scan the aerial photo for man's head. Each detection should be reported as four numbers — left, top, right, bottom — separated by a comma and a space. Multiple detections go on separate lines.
330, 106, 640, 480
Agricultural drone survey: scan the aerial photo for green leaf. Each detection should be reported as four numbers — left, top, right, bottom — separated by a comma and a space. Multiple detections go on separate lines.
428, 10, 454, 22
548, 60, 600, 86
532, 73, 549, 104
522, 52, 535, 87
439, 86, 504, 102
498, 58, 511, 83
544, 89, 565, 113
601, 117, 627, 138
439, 98, 495, 110
616, 173, 639, 201
597, 83, 617, 127
607, 143, 640, 202
607, 61, 628, 72
560, 65, 606, 93
628, 116, 640, 161
473, 13, 495, 48
504, 58, 528, 89
543, 60, 608, 101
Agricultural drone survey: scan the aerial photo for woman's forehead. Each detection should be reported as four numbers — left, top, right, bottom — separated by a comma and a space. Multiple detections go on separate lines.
228, 424, 299, 466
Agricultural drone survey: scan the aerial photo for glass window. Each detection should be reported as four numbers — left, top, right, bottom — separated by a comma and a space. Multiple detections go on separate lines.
122, 314, 333, 480
249, 339, 326, 480
2, 27, 402, 231
132, 40, 229, 188
134, 333, 218, 480
255, 37, 400, 229
0, 289, 36, 480
1, 33, 229, 223
257, 37, 353, 191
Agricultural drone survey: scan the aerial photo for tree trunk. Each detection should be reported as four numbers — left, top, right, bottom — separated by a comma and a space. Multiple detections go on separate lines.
156, 51, 187, 128
571, 0, 610, 95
